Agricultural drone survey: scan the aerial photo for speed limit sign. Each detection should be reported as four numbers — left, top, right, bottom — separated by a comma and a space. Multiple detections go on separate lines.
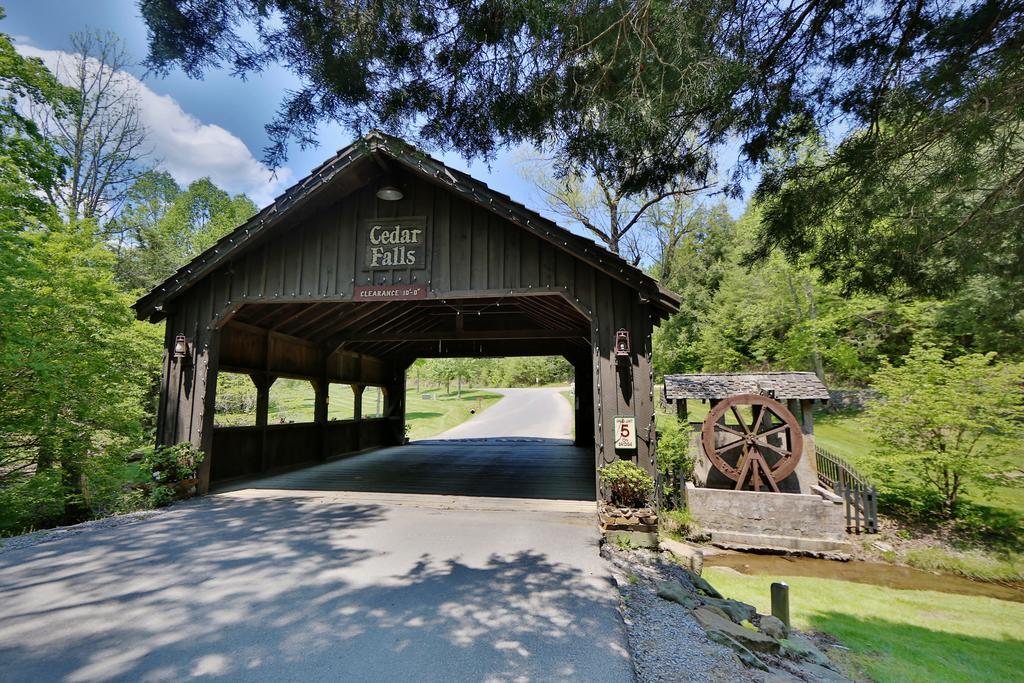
613, 416, 637, 450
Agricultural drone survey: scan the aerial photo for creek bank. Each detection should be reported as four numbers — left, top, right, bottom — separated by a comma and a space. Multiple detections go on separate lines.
603, 543, 853, 681
704, 550, 1024, 603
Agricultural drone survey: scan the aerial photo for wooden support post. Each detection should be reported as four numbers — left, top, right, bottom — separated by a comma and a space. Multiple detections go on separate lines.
195, 329, 221, 495
571, 355, 594, 448
313, 377, 328, 461
676, 399, 688, 423
795, 398, 818, 493
383, 363, 407, 446
353, 384, 364, 420
799, 399, 815, 435
590, 280, 657, 503
352, 384, 364, 449
251, 374, 275, 473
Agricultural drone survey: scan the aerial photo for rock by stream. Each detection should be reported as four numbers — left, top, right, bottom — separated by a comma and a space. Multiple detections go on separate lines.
602, 543, 853, 682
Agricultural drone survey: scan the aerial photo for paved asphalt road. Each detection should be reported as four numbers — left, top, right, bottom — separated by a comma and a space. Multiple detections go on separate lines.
0, 389, 631, 683
438, 387, 573, 440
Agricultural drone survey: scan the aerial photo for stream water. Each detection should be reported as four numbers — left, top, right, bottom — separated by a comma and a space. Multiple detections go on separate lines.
704, 552, 1024, 603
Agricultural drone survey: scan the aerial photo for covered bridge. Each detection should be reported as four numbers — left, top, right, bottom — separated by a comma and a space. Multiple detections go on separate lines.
135, 132, 679, 497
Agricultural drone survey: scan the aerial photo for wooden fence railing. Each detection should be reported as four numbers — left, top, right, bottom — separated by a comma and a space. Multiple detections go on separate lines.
815, 445, 878, 533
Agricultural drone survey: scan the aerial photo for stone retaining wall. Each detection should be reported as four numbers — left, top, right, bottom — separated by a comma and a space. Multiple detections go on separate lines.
685, 483, 849, 553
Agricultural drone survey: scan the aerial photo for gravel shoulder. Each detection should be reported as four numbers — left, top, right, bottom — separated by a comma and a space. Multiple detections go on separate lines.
602, 545, 755, 682
602, 543, 853, 683
0, 508, 172, 555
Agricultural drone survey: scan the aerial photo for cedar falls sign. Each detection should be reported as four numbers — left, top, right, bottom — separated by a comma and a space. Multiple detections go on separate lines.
362, 217, 427, 269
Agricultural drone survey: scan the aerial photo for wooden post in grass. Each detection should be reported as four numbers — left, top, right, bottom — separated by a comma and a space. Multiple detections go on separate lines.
771, 582, 790, 628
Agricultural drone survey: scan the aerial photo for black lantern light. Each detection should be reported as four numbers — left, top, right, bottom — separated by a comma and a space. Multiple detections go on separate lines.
173, 333, 190, 360
615, 329, 631, 359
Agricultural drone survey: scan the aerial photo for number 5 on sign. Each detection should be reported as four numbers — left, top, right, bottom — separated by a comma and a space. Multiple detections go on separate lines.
613, 416, 637, 449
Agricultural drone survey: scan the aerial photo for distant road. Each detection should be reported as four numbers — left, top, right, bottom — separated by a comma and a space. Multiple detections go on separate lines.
436, 387, 573, 441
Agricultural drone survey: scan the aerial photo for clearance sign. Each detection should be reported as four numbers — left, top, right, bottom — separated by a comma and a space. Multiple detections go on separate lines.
362, 217, 427, 269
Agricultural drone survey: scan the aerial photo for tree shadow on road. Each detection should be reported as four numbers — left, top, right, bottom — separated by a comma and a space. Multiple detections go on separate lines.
0, 495, 629, 682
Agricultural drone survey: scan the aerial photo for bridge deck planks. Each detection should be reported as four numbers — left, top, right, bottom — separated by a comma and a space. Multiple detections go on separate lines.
220, 438, 596, 501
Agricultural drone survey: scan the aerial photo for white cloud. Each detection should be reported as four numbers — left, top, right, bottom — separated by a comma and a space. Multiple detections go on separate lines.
15, 43, 292, 207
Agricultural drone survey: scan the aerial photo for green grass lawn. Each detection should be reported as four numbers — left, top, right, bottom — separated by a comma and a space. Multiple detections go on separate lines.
404, 388, 502, 439
812, 406, 1024, 530
215, 376, 501, 440
705, 567, 1024, 683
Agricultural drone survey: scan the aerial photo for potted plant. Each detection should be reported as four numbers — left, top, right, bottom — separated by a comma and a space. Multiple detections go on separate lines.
142, 442, 203, 505
598, 459, 658, 531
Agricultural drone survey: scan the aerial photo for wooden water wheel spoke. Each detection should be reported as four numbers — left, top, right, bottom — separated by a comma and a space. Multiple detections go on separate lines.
757, 423, 791, 440
714, 439, 744, 455
756, 440, 794, 459
716, 423, 746, 439
702, 393, 804, 492
729, 405, 751, 434
749, 405, 765, 432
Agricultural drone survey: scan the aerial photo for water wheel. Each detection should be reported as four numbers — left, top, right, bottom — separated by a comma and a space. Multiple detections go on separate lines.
700, 393, 803, 492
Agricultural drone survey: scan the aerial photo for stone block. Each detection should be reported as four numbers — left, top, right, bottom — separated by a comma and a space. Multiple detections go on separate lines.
759, 615, 789, 640
694, 607, 780, 654
684, 483, 850, 553
603, 529, 659, 548
656, 580, 698, 609
659, 538, 705, 575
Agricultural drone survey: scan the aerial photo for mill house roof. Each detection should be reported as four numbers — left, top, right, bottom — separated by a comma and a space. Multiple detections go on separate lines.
663, 372, 830, 402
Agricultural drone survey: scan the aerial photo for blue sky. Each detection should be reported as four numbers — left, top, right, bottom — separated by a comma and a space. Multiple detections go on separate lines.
3, 0, 746, 219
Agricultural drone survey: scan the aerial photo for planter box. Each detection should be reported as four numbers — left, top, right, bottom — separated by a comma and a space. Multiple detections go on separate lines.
599, 504, 659, 547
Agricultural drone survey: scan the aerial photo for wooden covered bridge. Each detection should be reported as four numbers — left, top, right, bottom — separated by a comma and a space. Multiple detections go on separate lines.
135, 132, 679, 497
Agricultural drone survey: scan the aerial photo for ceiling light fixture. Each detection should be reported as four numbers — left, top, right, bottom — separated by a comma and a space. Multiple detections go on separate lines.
376, 185, 404, 201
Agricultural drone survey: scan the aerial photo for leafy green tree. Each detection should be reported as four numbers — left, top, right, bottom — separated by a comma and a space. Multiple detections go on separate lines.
425, 358, 459, 395
654, 203, 952, 384
110, 174, 257, 291
141, 1, 1019, 208
425, 358, 480, 397
864, 346, 1024, 518
0, 24, 161, 532
485, 356, 573, 387
749, 2, 1024, 307
109, 169, 180, 288
1, 220, 161, 528
652, 203, 736, 375
141, 0, 755, 194
0, 15, 72, 219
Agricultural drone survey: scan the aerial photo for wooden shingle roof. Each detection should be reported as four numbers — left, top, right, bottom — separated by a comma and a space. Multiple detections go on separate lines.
663, 372, 830, 401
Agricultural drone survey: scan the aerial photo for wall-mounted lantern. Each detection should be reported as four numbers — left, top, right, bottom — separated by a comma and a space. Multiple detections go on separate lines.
375, 185, 404, 201
615, 329, 631, 360
172, 333, 190, 361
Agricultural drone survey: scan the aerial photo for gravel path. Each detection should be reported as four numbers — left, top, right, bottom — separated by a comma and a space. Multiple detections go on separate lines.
602, 545, 760, 683
0, 508, 171, 554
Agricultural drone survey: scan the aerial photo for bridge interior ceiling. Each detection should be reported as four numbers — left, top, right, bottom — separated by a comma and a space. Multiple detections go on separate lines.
229, 293, 592, 361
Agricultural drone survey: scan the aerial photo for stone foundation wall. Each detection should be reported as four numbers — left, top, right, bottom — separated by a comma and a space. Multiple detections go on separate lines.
685, 483, 848, 552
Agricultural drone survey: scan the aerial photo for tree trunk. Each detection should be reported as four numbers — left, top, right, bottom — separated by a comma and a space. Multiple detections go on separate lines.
35, 411, 59, 471
805, 283, 826, 383
59, 441, 89, 524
